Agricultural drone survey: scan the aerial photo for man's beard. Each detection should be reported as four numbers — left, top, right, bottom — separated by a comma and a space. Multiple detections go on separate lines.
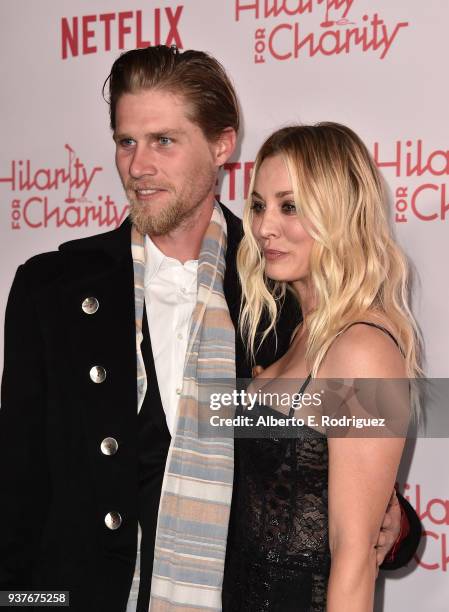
127, 168, 216, 237
129, 192, 191, 236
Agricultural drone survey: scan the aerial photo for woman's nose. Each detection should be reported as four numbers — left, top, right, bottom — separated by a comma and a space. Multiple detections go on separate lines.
256, 209, 281, 239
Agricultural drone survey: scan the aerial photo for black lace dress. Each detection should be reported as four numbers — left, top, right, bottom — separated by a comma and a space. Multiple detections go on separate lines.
222, 377, 330, 611
223, 322, 401, 610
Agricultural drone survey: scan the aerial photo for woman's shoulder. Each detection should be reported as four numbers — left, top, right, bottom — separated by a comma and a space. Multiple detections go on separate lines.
318, 316, 405, 379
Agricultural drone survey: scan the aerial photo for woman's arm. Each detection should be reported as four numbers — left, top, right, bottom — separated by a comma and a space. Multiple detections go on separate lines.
327, 433, 405, 611
319, 323, 407, 612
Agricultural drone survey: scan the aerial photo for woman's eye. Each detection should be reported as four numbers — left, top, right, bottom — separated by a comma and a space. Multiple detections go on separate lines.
282, 202, 297, 214
250, 201, 264, 213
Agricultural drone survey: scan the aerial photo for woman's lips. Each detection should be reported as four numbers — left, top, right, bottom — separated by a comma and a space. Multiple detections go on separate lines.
264, 249, 288, 261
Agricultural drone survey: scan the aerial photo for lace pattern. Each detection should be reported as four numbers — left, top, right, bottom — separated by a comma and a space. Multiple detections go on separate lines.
223, 404, 330, 611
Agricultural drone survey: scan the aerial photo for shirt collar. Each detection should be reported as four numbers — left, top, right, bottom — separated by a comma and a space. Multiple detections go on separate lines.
144, 234, 198, 285
144, 234, 168, 285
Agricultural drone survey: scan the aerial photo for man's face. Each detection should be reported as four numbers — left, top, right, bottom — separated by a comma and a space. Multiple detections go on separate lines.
114, 89, 225, 236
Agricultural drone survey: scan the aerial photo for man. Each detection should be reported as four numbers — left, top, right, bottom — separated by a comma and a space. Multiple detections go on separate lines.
0, 46, 420, 611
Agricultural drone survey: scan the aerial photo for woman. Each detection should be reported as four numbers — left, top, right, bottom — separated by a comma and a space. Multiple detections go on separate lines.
222, 123, 421, 611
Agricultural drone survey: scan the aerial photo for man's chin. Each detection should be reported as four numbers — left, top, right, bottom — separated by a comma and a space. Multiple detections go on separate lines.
129, 204, 182, 237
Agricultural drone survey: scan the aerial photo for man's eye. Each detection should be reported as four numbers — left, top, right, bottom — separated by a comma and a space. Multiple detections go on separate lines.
118, 138, 135, 148
250, 201, 264, 213
158, 136, 173, 146
282, 202, 297, 214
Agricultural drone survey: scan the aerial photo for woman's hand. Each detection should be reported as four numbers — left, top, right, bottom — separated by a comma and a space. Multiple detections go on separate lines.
252, 365, 264, 378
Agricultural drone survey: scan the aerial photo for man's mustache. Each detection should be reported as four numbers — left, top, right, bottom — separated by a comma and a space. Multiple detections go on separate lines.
126, 181, 172, 191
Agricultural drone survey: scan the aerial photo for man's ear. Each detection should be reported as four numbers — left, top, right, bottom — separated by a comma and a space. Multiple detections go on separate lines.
213, 127, 237, 167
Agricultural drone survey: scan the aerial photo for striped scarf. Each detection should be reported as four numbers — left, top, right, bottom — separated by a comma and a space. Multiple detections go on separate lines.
131, 203, 235, 611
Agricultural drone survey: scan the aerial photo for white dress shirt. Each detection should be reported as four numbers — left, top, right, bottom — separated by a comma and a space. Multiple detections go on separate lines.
143, 234, 198, 435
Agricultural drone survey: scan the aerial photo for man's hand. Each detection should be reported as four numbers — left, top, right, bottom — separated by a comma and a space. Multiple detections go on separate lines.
375, 489, 401, 573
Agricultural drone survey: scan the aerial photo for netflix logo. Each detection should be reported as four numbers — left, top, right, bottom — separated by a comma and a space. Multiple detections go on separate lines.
61, 6, 184, 59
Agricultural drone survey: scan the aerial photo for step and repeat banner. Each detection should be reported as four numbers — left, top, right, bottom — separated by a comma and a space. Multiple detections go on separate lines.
0, 1, 447, 610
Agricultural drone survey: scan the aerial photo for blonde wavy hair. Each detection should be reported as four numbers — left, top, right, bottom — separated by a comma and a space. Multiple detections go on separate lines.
237, 123, 422, 379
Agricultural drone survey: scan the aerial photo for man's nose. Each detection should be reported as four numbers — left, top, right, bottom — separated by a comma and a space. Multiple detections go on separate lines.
129, 144, 157, 179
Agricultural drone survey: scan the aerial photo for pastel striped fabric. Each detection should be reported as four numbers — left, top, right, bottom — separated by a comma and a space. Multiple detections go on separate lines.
131, 230, 147, 415
132, 204, 236, 611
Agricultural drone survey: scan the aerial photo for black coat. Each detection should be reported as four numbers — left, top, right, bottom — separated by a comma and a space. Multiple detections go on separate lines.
0, 206, 420, 611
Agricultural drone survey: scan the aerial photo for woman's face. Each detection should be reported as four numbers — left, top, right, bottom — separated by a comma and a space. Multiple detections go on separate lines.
251, 154, 314, 283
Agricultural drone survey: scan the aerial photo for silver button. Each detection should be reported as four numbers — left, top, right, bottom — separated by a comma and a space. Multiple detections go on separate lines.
176, 387, 182, 395
90, 366, 106, 383
177, 333, 183, 340
101, 437, 118, 456
181, 287, 186, 294
105, 511, 122, 530
82, 297, 99, 315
